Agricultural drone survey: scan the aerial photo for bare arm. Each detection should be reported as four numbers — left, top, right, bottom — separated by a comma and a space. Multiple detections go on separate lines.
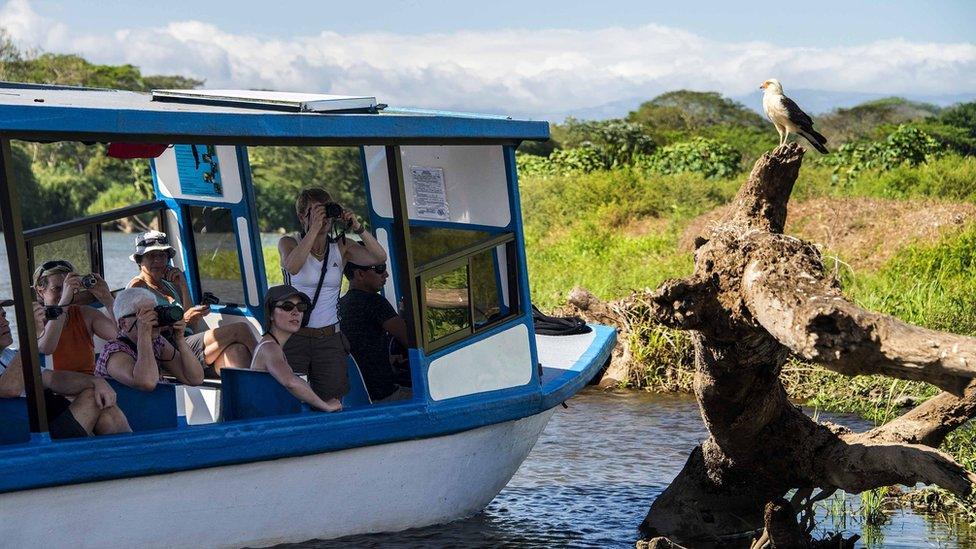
42, 370, 117, 408
84, 306, 119, 342
339, 212, 387, 265
88, 273, 116, 323
105, 341, 159, 392
280, 204, 327, 275
0, 352, 24, 398
35, 305, 68, 355
159, 322, 205, 386
261, 344, 335, 411
382, 316, 410, 348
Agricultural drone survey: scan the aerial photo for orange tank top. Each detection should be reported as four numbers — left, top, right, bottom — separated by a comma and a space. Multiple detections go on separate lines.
51, 306, 96, 375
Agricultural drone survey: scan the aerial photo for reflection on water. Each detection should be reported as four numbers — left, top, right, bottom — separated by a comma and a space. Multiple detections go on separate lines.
295, 391, 972, 549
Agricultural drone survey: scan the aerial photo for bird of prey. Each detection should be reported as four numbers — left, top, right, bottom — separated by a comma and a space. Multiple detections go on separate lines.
760, 79, 828, 153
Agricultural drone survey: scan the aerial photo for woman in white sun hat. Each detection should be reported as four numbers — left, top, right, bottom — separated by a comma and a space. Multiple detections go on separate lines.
126, 230, 257, 376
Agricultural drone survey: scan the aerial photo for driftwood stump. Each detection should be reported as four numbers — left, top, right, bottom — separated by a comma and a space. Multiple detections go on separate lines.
640, 144, 976, 546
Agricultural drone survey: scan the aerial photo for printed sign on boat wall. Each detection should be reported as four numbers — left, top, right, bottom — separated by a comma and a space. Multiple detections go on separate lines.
410, 166, 449, 220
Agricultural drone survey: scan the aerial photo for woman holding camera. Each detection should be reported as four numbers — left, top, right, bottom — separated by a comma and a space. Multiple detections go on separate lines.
33, 260, 117, 376
277, 188, 387, 408
127, 230, 256, 376
94, 287, 205, 391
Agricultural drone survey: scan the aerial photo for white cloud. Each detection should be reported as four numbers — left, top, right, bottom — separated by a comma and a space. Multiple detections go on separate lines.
2, 0, 974, 119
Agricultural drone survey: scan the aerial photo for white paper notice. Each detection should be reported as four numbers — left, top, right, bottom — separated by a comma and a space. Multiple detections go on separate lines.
411, 166, 449, 220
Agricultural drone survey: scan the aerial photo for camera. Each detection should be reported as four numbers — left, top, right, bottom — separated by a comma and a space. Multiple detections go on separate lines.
80, 274, 97, 289
323, 202, 343, 219
201, 292, 220, 307
44, 306, 64, 320
154, 304, 185, 327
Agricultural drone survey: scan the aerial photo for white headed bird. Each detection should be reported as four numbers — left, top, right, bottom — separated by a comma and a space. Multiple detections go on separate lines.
760, 79, 828, 153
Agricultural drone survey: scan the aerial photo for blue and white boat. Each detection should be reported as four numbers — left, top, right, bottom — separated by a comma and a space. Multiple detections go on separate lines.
0, 85, 616, 548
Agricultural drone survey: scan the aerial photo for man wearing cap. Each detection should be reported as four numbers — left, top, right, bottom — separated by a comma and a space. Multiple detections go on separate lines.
33, 260, 117, 376
127, 230, 256, 375
0, 300, 131, 438
338, 246, 412, 403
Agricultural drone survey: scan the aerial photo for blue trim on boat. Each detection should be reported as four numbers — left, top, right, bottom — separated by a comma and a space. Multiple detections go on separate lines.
540, 325, 616, 409
503, 145, 540, 384
0, 324, 614, 494
0, 104, 550, 143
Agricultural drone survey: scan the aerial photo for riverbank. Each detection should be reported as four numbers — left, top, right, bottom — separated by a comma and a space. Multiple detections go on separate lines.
520, 154, 976, 533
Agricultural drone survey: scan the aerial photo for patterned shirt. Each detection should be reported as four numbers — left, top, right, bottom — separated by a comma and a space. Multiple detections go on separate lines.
93, 333, 168, 379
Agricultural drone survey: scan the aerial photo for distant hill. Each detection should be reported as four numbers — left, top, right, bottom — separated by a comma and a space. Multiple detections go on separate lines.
538, 90, 976, 122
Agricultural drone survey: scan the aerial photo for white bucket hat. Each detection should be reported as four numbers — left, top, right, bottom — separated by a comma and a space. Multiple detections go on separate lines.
130, 230, 176, 263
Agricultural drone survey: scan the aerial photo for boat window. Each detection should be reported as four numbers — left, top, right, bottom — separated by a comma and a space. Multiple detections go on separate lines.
424, 263, 471, 342
186, 206, 246, 306
471, 247, 508, 325
410, 227, 492, 265
416, 233, 519, 351
32, 233, 93, 279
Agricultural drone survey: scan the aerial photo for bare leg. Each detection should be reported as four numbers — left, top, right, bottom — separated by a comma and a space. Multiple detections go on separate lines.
202, 323, 257, 367
65, 388, 99, 434
94, 406, 132, 435
211, 342, 251, 372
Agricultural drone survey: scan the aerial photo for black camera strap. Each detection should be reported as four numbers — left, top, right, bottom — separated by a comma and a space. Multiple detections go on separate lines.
309, 240, 331, 314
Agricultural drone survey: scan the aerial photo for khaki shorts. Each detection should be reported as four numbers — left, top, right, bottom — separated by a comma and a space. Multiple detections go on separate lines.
282, 330, 350, 401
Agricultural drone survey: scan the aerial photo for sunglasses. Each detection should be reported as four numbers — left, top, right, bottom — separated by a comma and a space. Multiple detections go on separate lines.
138, 236, 169, 247
356, 264, 387, 274
40, 260, 75, 271
275, 301, 310, 312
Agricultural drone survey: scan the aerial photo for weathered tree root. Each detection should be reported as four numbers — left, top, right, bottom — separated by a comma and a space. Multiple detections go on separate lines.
636, 144, 976, 547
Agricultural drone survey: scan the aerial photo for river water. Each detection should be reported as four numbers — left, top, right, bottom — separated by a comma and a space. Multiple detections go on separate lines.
297, 390, 974, 549
1, 235, 973, 548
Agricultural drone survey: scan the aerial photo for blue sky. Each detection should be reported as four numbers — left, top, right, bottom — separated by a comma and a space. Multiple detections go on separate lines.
3, 0, 975, 118
24, 0, 975, 45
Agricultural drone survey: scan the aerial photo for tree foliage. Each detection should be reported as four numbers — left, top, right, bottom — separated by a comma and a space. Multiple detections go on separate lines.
639, 138, 741, 179
819, 124, 943, 182
247, 146, 364, 232
817, 97, 940, 146
627, 90, 767, 131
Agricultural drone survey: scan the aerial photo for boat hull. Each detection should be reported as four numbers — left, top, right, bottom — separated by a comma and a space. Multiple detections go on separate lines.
1, 408, 555, 548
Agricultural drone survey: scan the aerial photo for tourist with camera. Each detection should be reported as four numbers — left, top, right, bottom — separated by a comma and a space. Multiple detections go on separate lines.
277, 188, 387, 407
94, 287, 205, 391
33, 260, 117, 376
126, 230, 256, 377
1, 299, 132, 437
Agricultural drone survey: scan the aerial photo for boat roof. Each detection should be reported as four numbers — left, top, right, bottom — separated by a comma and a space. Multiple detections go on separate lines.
0, 82, 550, 145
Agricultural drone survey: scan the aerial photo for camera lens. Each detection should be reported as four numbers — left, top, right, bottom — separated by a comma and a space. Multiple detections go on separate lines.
81, 274, 97, 289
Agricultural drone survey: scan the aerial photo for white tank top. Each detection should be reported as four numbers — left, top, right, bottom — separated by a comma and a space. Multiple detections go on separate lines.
285, 239, 343, 328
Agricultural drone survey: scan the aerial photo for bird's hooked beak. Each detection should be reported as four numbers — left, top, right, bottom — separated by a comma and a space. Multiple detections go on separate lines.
759, 81, 767, 90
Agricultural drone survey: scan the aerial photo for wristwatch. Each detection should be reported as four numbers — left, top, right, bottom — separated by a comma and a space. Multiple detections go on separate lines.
353, 224, 366, 235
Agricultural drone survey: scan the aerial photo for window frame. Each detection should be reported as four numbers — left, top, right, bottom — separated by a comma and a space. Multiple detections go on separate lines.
181, 204, 248, 310
24, 200, 166, 291
414, 231, 519, 352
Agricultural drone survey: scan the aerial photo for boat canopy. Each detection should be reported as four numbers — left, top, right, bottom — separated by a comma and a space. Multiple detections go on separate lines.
0, 83, 550, 145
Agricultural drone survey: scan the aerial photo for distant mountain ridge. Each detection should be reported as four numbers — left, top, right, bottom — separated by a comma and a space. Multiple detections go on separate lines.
538, 90, 976, 122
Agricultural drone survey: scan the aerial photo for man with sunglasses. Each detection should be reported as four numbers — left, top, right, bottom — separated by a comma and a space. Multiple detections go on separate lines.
339, 250, 412, 403
0, 300, 131, 438
33, 259, 117, 376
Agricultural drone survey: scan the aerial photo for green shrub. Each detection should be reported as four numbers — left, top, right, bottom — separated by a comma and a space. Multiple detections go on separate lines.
639, 137, 741, 179
820, 124, 942, 183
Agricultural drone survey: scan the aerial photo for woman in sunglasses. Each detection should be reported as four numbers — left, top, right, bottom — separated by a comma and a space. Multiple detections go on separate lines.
277, 188, 386, 407
250, 285, 341, 412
